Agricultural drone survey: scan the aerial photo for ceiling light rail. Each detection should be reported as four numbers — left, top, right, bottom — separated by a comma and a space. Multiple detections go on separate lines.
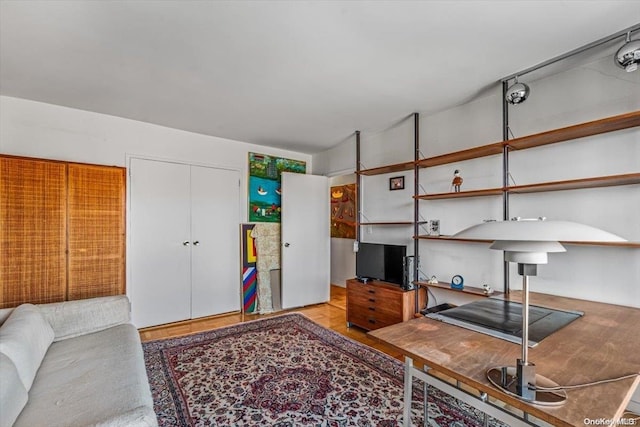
501, 23, 640, 82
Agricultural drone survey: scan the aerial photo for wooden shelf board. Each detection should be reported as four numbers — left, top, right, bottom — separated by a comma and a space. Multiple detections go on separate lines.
415, 188, 504, 200
412, 173, 640, 200
358, 161, 415, 176
508, 173, 640, 194
415, 281, 503, 297
417, 142, 504, 168
561, 240, 640, 248
359, 221, 414, 226
415, 235, 493, 243
507, 110, 640, 151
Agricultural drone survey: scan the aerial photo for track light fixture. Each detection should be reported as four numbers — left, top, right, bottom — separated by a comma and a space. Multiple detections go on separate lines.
615, 31, 640, 72
505, 76, 530, 105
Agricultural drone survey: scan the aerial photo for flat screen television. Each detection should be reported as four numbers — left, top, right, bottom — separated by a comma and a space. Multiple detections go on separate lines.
356, 242, 406, 286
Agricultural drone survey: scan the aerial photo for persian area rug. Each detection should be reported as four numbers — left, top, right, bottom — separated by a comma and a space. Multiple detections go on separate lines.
143, 313, 507, 427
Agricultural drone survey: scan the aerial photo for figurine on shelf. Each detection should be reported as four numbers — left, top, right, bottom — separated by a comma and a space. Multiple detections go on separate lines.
427, 275, 438, 285
451, 169, 463, 192
482, 284, 494, 295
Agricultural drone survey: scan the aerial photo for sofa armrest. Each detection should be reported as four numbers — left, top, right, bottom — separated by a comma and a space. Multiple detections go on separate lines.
37, 296, 132, 342
0, 308, 13, 326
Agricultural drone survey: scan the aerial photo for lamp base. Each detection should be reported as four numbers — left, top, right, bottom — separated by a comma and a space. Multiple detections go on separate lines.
486, 366, 567, 406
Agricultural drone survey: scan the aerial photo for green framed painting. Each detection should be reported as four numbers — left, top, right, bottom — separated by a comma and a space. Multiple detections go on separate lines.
248, 152, 306, 222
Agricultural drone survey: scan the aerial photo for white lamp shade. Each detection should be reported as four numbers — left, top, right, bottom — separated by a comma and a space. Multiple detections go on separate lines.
490, 240, 566, 264
453, 219, 626, 243
454, 219, 626, 265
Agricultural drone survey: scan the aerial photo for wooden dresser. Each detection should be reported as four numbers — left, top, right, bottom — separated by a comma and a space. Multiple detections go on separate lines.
346, 278, 423, 331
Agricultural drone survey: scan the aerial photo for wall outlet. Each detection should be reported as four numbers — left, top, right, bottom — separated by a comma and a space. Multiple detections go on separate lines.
429, 220, 440, 236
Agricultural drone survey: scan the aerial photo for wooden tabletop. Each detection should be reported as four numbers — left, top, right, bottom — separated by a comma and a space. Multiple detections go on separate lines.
368, 291, 640, 426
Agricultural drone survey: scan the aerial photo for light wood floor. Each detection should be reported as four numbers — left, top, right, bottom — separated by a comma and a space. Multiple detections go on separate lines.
138, 285, 405, 360
138, 287, 640, 422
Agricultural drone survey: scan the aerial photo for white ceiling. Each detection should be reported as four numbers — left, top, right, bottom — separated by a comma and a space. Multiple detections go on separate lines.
1, 1, 639, 154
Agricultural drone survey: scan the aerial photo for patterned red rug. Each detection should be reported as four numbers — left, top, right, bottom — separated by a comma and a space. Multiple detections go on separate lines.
143, 313, 506, 426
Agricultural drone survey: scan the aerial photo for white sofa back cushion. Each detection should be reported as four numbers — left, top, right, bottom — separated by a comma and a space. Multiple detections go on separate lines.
0, 353, 28, 427
38, 296, 131, 342
0, 304, 54, 390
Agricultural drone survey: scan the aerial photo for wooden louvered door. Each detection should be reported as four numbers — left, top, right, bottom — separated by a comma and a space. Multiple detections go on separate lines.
67, 164, 126, 300
0, 157, 67, 308
0, 155, 126, 308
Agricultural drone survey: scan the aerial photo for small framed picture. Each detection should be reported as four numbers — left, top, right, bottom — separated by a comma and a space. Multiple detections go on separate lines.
389, 176, 404, 191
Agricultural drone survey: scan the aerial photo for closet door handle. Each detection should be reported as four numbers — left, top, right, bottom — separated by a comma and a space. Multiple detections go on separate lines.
193, 241, 200, 246
182, 241, 190, 246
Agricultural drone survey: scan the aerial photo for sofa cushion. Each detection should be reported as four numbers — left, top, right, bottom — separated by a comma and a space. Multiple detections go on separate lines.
0, 353, 28, 427
37, 295, 131, 342
0, 304, 54, 390
14, 323, 157, 427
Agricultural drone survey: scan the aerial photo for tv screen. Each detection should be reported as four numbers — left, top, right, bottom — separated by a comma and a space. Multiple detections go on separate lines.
356, 243, 406, 285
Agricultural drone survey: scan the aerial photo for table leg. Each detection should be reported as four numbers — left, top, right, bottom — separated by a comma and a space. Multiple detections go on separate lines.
423, 366, 430, 427
403, 356, 414, 427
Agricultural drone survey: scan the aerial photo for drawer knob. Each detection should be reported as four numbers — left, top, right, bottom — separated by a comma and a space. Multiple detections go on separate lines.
368, 319, 376, 324
368, 307, 375, 311
368, 298, 375, 302
368, 290, 375, 294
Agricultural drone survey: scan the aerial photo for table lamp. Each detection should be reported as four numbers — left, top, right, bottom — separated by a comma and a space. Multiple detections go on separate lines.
452, 217, 626, 405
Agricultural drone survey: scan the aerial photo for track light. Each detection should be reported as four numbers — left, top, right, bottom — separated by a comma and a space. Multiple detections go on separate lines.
615, 31, 640, 72
505, 76, 530, 105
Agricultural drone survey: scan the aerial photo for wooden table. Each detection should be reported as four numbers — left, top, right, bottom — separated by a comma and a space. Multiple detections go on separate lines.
368, 291, 640, 426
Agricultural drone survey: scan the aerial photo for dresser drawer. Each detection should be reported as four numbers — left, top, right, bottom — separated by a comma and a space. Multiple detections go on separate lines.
347, 307, 403, 330
346, 279, 418, 331
347, 283, 403, 311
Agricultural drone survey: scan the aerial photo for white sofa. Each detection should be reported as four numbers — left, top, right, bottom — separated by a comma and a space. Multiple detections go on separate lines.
0, 296, 157, 427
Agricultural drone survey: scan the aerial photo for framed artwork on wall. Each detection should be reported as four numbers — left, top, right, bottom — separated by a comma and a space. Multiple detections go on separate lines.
248, 152, 306, 222
389, 176, 404, 191
330, 184, 356, 239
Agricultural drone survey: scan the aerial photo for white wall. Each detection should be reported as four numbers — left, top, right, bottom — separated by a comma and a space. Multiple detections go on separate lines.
0, 95, 312, 316
0, 95, 312, 226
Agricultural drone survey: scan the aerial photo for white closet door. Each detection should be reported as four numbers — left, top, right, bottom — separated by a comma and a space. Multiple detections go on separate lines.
190, 166, 241, 318
281, 172, 330, 309
129, 158, 192, 328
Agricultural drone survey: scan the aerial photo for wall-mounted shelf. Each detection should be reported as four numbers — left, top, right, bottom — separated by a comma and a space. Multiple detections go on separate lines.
415, 281, 503, 297
359, 221, 414, 226
507, 173, 640, 194
562, 240, 640, 248
413, 173, 640, 200
417, 142, 504, 168
506, 111, 640, 151
355, 106, 639, 311
358, 161, 415, 176
415, 235, 493, 243
415, 188, 504, 200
